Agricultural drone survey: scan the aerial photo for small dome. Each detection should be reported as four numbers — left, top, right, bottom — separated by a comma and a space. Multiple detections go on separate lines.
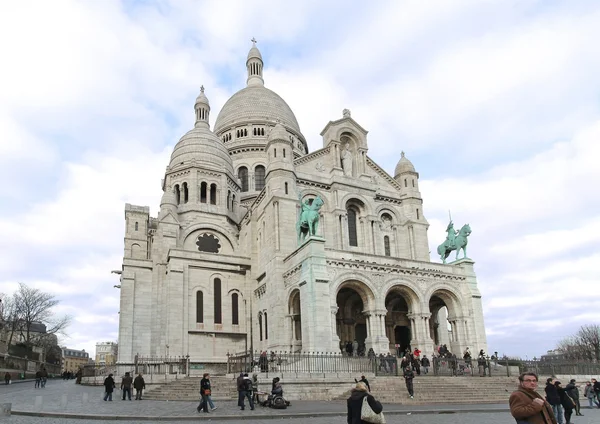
214, 86, 301, 135
394, 151, 416, 177
267, 123, 289, 142
247, 45, 262, 61
169, 127, 234, 176
160, 187, 177, 207
195, 86, 209, 106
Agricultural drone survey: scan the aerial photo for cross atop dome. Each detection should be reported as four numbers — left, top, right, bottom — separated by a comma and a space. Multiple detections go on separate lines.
247, 38, 264, 87
251, 37, 257, 45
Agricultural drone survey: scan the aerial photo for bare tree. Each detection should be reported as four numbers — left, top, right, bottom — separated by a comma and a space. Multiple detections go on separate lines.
557, 324, 600, 361
11, 283, 71, 347
1, 294, 22, 351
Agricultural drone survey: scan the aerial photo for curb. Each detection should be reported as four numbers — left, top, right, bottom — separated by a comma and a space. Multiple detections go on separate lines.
12, 407, 509, 420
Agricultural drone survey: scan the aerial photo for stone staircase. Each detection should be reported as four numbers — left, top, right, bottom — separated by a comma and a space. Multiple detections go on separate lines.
143, 375, 238, 401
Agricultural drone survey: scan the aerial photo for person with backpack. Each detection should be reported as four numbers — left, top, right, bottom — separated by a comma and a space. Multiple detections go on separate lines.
239, 373, 254, 410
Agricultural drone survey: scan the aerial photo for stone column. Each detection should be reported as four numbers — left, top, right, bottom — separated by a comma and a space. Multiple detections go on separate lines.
340, 213, 348, 249
274, 201, 280, 251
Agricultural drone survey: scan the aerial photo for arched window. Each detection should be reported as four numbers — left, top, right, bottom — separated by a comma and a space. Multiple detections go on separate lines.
183, 182, 189, 203
274, 148, 277, 158
232, 293, 239, 325
200, 182, 207, 203
284, 182, 288, 195
210, 184, 217, 205
416, 208, 420, 220
214, 278, 222, 324
384, 236, 391, 256
258, 312, 263, 341
347, 208, 358, 247
264, 312, 268, 340
174, 184, 180, 205
283, 149, 286, 158
196, 291, 203, 323
135, 222, 138, 231
227, 190, 231, 210
232, 194, 236, 211
412, 179, 415, 187
404, 179, 408, 187
238, 167, 249, 192
255, 165, 265, 191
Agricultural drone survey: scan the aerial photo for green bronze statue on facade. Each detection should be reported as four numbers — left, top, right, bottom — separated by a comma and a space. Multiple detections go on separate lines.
297, 195, 324, 244
437, 220, 471, 264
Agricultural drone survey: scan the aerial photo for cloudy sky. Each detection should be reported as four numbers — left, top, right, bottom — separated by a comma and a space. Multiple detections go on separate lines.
1, 0, 598, 359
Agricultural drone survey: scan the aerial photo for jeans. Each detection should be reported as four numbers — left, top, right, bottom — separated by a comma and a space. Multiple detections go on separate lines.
405, 380, 414, 396
240, 390, 254, 409
206, 395, 215, 409
41, 378, 47, 388
122, 387, 132, 400
423, 366, 429, 374
552, 404, 564, 424
103, 392, 113, 401
35, 378, 41, 388
587, 396, 594, 407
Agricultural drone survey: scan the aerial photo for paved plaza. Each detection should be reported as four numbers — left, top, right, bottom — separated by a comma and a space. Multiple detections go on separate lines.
1, 379, 598, 423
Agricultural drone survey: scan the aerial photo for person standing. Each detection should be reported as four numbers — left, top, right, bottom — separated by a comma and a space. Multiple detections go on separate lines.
354, 375, 370, 392
564, 379, 582, 416
40, 368, 48, 388
477, 355, 486, 377
509, 372, 557, 424
421, 355, 430, 375
347, 381, 383, 424
103, 373, 116, 401
583, 381, 595, 408
121, 371, 133, 401
593, 378, 600, 408
545, 378, 563, 424
236, 372, 245, 408
35, 370, 42, 388
240, 373, 254, 410
4, 372, 10, 385
403, 366, 415, 399
555, 381, 575, 424
133, 373, 146, 400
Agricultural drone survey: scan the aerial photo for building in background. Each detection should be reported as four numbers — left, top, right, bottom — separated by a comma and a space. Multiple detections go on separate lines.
61, 347, 89, 373
95, 341, 118, 366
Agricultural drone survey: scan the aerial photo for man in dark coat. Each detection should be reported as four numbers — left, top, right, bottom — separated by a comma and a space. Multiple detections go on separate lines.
121, 372, 133, 401
510, 372, 557, 424
133, 373, 145, 400
35, 370, 42, 388
103, 373, 116, 401
564, 379, 582, 416
593, 378, 600, 408
236, 372, 245, 407
240, 373, 254, 410
403, 366, 415, 399
347, 381, 383, 424
40, 368, 48, 388
545, 378, 563, 424
354, 375, 370, 392
421, 355, 430, 374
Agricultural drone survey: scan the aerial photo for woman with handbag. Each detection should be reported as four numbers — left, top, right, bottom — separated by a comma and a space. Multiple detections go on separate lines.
555, 381, 575, 424
197, 373, 217, 413
347, 381, 385, 424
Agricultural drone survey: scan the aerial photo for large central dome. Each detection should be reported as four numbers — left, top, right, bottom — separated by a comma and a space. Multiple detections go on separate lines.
214, 85, 301, 135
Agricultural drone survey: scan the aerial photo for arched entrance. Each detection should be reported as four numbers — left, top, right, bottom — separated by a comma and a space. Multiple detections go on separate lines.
335, 281, 373, 355
385, 287, 415, 355
288, 289, 302, 351
429, 289, 462, 354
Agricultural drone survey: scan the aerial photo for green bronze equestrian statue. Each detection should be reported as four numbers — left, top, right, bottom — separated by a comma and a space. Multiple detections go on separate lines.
437, 220, 471, 264
297, 195, 324, 244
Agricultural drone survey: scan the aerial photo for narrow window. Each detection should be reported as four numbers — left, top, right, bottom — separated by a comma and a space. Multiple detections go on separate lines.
347, 208, 358, 247
238, 167, 249, 192
255, 165, 265, 191
274, 149, 277, 158
284, 182, 288, 195
210, 184, 217, 205
200, 182, 207, 203
404, 179, 408, 187
135, 222, 138, 231
261, 128, 264, 136
384, 236, 391, 256
258, 312, 263, 341
174, 184, 180, 205
227, 191, 231, 210
196, 291, 203, 323
214, 278, 222, 324
232, 194, 236, 211
412, 179, 415, 187
416, 208, 420, 219
232, 293, 239, 325
264, 312, 268, 340
183, 182, 189, 203
283, 149, 286, 158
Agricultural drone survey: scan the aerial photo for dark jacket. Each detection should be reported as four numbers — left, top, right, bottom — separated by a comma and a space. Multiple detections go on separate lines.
236, 374, 245, 391
403, 369, 415, 381
593, 381, 600, 394
121, 375, 133, 389
421, 357, 430, 367
347, 389, 383, 424
510, 388, 557, 424
544, 382, 560, 405
103, 376, 115, 393
133, 375, 145, 390
564, 382, 579, 400
556, 387, 575, 410
200, 377, 211, 395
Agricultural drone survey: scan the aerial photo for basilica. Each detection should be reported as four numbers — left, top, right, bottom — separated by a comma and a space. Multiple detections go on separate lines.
116, 42, 488, 365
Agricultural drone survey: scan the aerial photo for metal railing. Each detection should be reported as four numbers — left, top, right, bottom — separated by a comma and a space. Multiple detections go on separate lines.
134, 355, 188, 375
227, 351, 398, 376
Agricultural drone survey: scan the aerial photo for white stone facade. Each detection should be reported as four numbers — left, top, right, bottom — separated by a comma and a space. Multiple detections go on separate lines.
117, 42, 488, 365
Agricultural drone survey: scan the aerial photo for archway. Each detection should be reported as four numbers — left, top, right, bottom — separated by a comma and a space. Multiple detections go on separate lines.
429, 289, 461, 355
385, 287, 413, 355
336, 281, 373, 355
288, 289, 302, 351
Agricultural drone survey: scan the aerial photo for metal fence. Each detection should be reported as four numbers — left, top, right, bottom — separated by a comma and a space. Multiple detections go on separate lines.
227, 351, 398, 376
134, 355, 188, 375
521, 360, 600, 376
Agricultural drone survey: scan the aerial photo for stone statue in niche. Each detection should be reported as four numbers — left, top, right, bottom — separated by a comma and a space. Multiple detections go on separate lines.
381, 215, 392, 230
341, 143, 353, 177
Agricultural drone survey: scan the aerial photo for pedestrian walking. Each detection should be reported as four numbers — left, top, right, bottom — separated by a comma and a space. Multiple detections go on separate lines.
347, 381, 384, 424
197, 373, 217, 413
40, 368, 48, 388
584, 381, 595, 408
103, 373, 116, 401
354, 375, 370, 392
121, 371, 133, 401
555, 381, 575, 424
34, 370, 42, 388
545, 378, 564, 424
509, 372, 557, 424
421, 355, 430, 374
4, 372, 10, 385
403, 366, 415, 399
564, 379, 583, 416
133, 373, 145, 400
236, 372, 245, 407
239, 373, 255, 410
593, 378, 600, 408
